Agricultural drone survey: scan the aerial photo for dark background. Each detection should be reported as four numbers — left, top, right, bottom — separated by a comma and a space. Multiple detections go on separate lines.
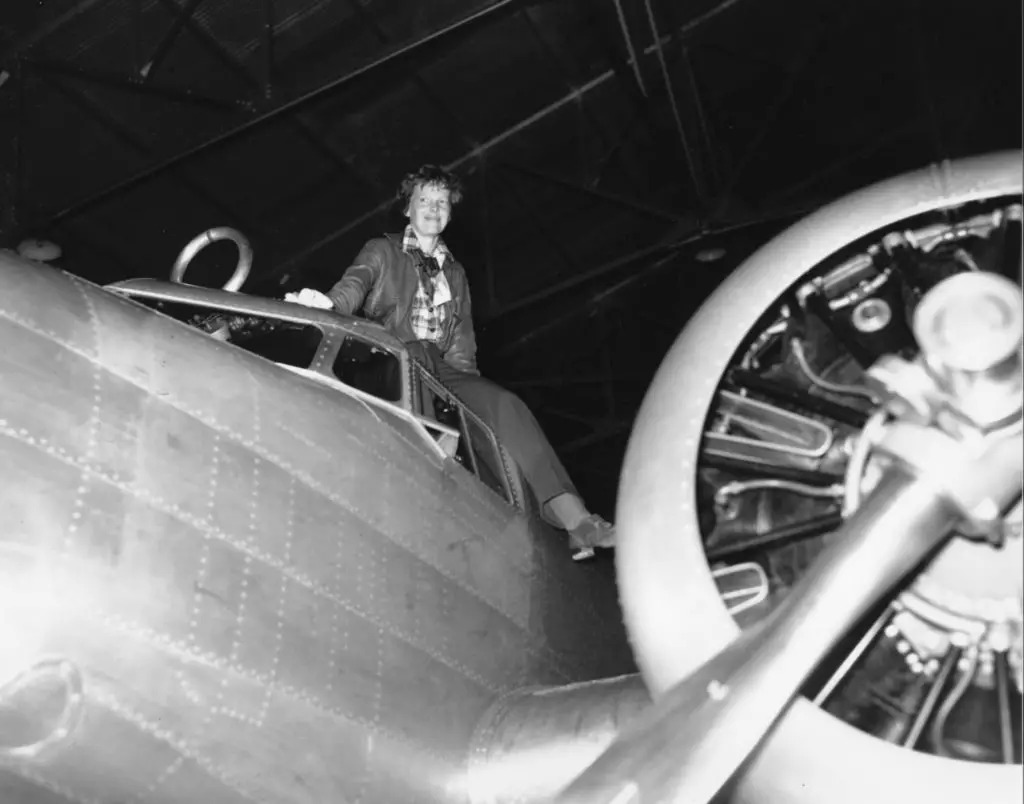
1, 0, 1020, 518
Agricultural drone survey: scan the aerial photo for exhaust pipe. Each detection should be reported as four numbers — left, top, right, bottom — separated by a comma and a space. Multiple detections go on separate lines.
465, 673, 650, 804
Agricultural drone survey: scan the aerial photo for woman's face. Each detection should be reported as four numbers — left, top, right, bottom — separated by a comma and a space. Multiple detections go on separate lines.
406, 182, 452, 238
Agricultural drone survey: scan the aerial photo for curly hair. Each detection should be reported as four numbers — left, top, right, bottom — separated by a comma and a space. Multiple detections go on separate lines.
397, 164, 464, 209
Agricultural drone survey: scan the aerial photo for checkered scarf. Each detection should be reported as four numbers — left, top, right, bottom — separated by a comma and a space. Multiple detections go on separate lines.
402, 225, 453, 344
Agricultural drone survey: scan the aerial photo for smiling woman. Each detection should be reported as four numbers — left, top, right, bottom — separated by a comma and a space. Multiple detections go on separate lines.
284, 162, 618, 559
401, 164, 464, 251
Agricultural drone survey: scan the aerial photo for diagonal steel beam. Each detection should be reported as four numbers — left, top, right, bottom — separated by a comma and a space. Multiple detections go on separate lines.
14, 64, 25, 236
55, 219, 143, 281
580, 0, 660, 195
589, 38, 689, 191
682, 45, 719, 193
764, 120, 924, 208
643, 0, 705, 210
24, 58, 249, 111
45, 0, 521, 226
706, 35, 822, 218
609, 0, 649, 97
342, 0, 480, 151
142, 0, 206, 83
501, 160, 683, 222
491, 204, 823, 354
908, 0, 946, 161
708, 4, 861, 218
497, 167, 580, 272
479, 156, 497, 311
287, 117, 382, 194
266, 69, 624, 280
262, 0, 275, 99
153, 0, 388, 235
516, 4, 612, 155
35, 66, 257, 232
69, 0, 747, 281
600, 315, 617, 419
591, 0, 748, 121
152, 0, 263, 90
557, 421, 632, 455
0, 0, 109, 64
577, 0, 649, 189
0, 64, 22, 242
489, 229, 697, 319
132, 0, 143, 72
495, 252, 681, 355
161, 0, 382, 197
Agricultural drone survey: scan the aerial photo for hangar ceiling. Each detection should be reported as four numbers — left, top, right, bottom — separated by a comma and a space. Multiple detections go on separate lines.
1, 0, 1020, 515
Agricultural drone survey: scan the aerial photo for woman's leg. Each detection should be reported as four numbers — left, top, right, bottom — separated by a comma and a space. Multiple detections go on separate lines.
434, 360, 614, 558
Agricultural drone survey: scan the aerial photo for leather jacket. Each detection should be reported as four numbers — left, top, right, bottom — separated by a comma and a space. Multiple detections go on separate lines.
326, 233, 479, 374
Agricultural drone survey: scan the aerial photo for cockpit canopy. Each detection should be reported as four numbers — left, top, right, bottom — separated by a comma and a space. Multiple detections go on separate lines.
105, 278, 519, 510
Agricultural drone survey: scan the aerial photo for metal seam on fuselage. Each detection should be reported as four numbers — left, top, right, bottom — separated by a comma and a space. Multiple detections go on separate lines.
0, 422, 509, 694
62, 277, 104, 564
0, 764, 100, 804
0, 572, 460, 770
0, 305, 580, 682
0, 298, 588, 636
109, 282, 580, 593
84, 621, 458, 767
88, 685, 260, 803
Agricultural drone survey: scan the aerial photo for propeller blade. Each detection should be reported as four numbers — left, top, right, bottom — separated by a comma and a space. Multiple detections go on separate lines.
555, 469, 963, 804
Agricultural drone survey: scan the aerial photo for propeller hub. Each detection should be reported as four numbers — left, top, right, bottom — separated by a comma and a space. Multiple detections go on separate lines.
914, 271, 1022, 374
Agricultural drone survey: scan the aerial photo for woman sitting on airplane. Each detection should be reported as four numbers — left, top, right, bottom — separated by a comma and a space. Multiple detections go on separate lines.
285, 164, 615, 562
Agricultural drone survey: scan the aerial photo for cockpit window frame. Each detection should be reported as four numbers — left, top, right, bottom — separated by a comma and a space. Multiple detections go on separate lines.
410, 362, 519, 509
106, 279, 411, 408
105, 278, 523, 511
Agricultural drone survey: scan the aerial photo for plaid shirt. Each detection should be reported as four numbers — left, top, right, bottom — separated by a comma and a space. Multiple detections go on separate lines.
403, 225, 453, 345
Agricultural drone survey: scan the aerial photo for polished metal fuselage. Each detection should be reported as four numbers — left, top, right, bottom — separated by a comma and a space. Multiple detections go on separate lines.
0, 253, 635, 803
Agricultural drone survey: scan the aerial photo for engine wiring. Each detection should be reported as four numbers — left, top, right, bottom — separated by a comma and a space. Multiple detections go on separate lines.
708, 197, 1024, 765
789, 336, 879, 403
713, 477, 845, 520
929, 645, 981, 759
842, 408, 890, 516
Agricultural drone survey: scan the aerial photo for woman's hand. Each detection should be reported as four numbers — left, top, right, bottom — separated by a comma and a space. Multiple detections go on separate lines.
284, 288, 333, 310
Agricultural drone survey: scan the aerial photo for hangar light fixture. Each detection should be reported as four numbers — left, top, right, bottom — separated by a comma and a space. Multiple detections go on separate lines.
695, 246, 726, 263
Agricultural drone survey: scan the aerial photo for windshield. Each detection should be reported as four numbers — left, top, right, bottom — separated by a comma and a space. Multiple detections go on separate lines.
332, 336, 403, 403
147, 300, 324, 368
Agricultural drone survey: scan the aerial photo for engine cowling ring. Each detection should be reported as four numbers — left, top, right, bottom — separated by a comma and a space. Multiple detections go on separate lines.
615, 151, 1024, 804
